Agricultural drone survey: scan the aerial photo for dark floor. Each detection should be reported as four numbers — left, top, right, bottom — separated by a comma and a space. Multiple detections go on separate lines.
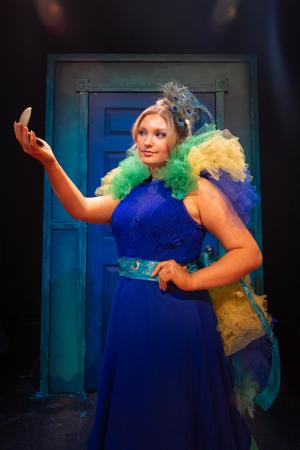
0, 373, 300, 450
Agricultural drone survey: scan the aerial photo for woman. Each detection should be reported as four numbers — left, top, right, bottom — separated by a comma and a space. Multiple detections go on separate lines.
14, 82, 278, 449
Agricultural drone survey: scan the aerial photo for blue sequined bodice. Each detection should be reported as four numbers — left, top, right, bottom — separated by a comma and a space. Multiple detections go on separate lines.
111, 179, 206, 264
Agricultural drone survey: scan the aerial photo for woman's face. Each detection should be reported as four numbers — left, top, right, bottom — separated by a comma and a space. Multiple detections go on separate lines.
136, 114, 170, 173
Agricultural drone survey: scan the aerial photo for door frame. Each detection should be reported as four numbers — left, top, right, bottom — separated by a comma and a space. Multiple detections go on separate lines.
40, 54, 262, 393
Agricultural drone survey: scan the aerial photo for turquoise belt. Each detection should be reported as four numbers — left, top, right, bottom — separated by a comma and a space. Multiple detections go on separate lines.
117, 254, 280, 413
118, 256, 201, 282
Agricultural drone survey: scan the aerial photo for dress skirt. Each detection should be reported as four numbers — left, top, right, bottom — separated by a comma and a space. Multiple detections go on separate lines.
87, 277, 255, 450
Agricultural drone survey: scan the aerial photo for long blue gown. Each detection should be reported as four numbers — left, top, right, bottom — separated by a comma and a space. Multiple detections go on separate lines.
87, 178, 255, 450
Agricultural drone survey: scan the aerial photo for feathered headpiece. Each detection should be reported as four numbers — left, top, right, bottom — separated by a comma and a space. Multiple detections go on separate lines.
160, 81, 214, 136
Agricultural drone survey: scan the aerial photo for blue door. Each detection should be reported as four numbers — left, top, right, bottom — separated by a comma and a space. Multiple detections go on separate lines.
41, 55, 262, 393
86, 92, 219, 389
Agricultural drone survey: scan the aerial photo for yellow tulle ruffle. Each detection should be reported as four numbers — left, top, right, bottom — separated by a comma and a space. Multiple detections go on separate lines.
188, 129, 248, 182
95, 167, 121, 196
209, 274, 272, 356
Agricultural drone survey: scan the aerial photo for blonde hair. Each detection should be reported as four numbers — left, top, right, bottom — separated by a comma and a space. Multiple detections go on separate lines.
131, 99, 187, 152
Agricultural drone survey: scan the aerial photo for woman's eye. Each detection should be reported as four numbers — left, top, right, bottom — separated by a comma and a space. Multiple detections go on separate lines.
138, 130, 166, 138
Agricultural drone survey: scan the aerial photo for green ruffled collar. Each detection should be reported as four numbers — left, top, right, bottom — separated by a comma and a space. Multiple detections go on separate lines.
95, 124, 217, 200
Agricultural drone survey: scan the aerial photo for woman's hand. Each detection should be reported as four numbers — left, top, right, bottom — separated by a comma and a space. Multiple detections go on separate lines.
14, 122, 56, 167
151, 259, 194, 291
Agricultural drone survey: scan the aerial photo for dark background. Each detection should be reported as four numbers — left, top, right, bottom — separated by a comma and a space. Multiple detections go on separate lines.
1, 0, 299, 394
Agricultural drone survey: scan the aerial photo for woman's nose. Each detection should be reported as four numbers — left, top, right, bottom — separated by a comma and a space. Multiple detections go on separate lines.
144, 133, 153, 146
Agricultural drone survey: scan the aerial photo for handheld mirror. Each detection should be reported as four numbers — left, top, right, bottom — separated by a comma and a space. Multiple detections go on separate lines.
18, 107, 44, 147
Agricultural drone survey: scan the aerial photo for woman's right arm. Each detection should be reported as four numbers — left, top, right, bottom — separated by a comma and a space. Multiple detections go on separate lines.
14, 122, 120, 224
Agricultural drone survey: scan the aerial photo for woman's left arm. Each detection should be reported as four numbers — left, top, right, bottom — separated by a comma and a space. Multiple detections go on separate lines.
187, 177, 262, 291
151, 177, 262, 292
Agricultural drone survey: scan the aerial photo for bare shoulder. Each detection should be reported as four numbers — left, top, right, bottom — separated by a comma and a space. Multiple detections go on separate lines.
84, 194, 121, 224
189, 176, 225, 203
197, 175, 220, 194
191, 175, 244, 231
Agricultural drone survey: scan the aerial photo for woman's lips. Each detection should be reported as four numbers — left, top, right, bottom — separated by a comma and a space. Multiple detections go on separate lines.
142, 151, 156, 156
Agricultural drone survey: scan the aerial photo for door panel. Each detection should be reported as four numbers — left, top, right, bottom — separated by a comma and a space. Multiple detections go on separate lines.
86, 93, 153, 388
